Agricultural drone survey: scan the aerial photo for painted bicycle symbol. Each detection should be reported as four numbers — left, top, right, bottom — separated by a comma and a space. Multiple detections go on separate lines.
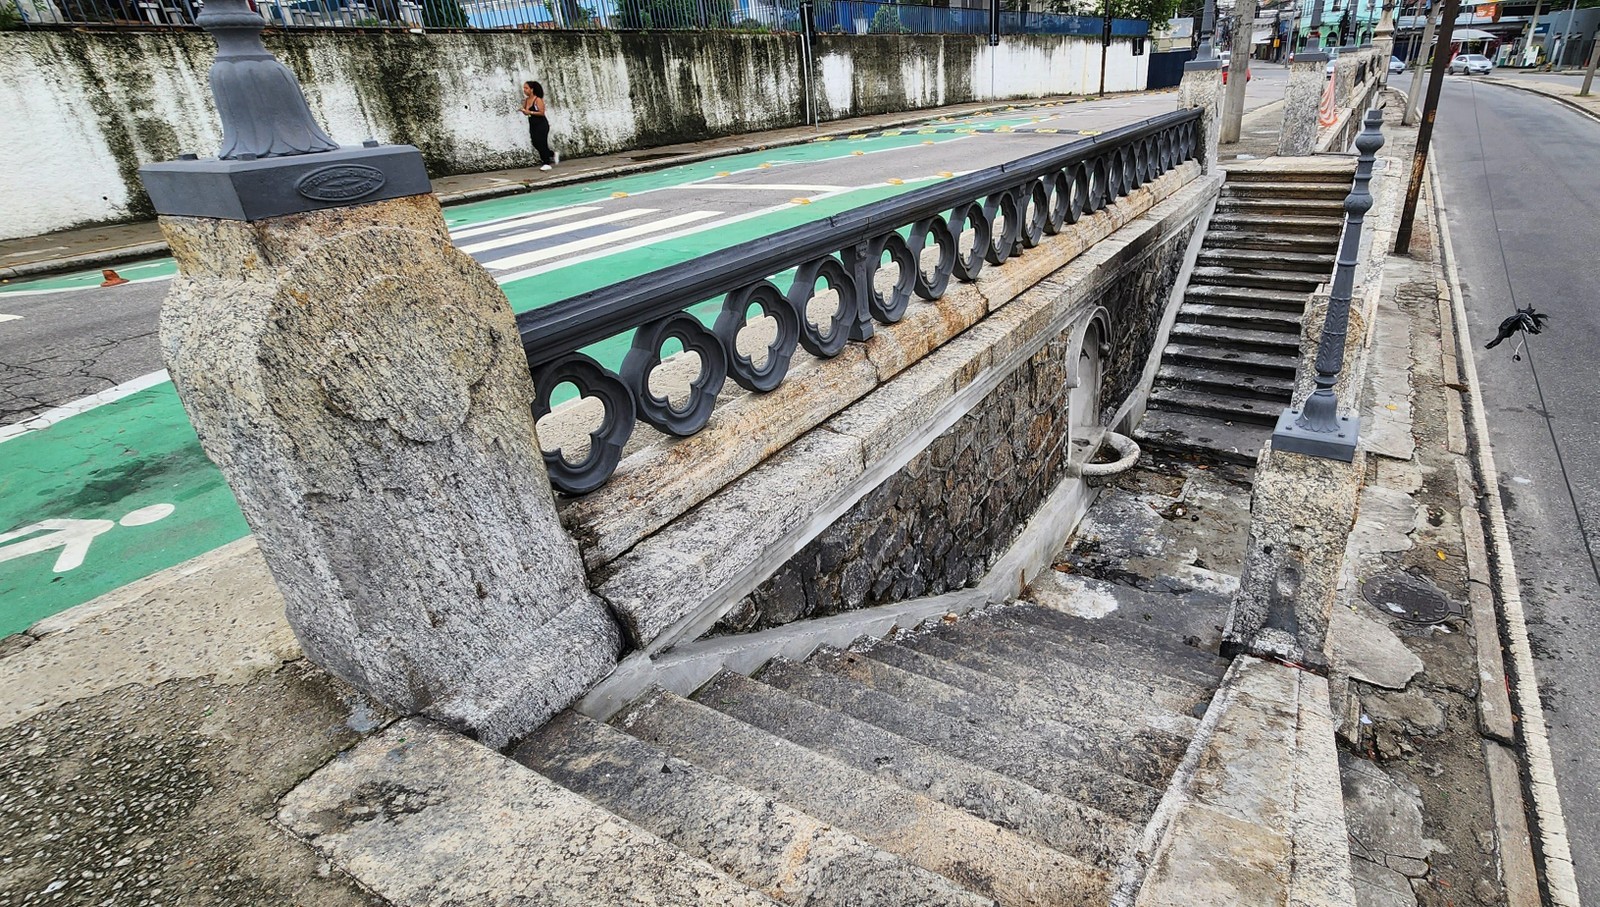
0, 503, 175, 573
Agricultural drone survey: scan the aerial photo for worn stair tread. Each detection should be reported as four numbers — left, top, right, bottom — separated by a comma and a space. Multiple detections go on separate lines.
1183, 284, 1312, 310
861, 637, 1200, 741
755, 656, 1164, 821
1208, 214, 1345, 234
1221, 167, 1355, 183
804, 645, 1186, 787
1167, 322, 1302, 353
1195, 248, 1335, 273
516, 711, 992, 907
1220, 180, 1350, 198
616, 688, 1105, 907
946, 609, 1226, 688
693, 670, 1141, 870
1156, 363, 1296, 401
1134, 409, 1266, 466
1162, 343, 1299, 375
1187, 266, 1326, 292
1147, 386, 1283, 426
1215, 196, 1348, 215
996, 604, 1230, 678
277, 719, 783, 907
1022, 570, 1234, 655
1176, 302, 1302, 332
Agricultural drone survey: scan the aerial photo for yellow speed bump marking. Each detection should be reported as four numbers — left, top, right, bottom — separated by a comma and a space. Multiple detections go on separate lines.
918, 127, 938, 134
882, 129, 903, 135
759, 162, 773, 169
922, 140, 935, 145
851, 150, 865, 156
611, 192, 629, 198
938, 171, 954, 178
1037, 128, 1059, 134
791, 197, 812, 205
849, 133, 868, 139
815, 136, 834, 141
715, 171, 731, 177
886, 178, 904, 185
996, 125, 1014, 133
1079, 129, 1102, 136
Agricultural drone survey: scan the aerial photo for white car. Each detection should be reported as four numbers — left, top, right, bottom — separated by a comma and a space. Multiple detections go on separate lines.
1389, 55, 1405, 73
1449, 53, 1495, 75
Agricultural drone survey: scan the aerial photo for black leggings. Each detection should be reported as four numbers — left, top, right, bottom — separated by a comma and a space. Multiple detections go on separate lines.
528, 115, 554, 165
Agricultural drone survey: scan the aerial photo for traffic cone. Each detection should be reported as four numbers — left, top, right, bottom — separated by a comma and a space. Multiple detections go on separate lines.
100, 269, 129, 287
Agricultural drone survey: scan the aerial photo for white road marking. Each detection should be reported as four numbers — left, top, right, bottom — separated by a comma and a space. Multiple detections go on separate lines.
485, 211, 721, 272
458, 209, 656, 256
0, 313, 19, 323
0, 274, 170, 299
692, 183, 848, 192
448, 205, 601, 241
0, 369, 171, 444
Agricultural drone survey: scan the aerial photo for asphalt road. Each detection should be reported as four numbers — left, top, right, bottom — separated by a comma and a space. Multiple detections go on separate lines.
1432, 75, 1600, 899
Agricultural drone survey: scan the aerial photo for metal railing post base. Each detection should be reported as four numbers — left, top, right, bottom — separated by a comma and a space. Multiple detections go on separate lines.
1270, 409, 1360, 462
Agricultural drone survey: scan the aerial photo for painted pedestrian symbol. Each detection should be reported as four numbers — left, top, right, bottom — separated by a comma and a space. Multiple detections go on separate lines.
0, 504, 175, 573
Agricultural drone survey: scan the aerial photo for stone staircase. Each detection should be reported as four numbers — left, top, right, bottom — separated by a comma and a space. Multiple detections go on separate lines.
1137, 161, 1355, 464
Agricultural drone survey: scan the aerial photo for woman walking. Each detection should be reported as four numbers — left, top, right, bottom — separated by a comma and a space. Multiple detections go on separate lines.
520, 80, 559, 171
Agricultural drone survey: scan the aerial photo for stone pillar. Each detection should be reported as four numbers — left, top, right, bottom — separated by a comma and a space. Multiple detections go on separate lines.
139, 0, 619, 749
1278, 55, 1326, 156
1374, 1, 1397, 85
1178, 62, 1224, 173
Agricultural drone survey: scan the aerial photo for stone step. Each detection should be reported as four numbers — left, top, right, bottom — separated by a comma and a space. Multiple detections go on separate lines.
1156, 362, 1297, 402
1221, 179, 1350, 200
517, 711, 992, 907
1147, 386, 1284, 426
1195, 248, 1335, 274
616, 688, 1107, 907
804, 645, 1184, 787
1134, 409, 1267, 466
1168, 322, 1302, 356
692, 670, 1141, 870
1209, 231, 1340, 256
755, 656, 1165, 821
277, 720, 784, 907
957, 606, 1228, 687
1222, 166, 1355, 184
1184, 284, 1311, 312
1208, 214, 1345, 236
1162, 343, 1299, 379
1187, 266, 1325, 294
1176, 302, 1302, 334
1022, 570, 1234, 656
1214, 196, 1348, 218
862, 638, 1200, 741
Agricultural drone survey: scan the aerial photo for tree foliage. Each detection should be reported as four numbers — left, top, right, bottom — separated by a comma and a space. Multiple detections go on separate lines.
421, 0, 469, 28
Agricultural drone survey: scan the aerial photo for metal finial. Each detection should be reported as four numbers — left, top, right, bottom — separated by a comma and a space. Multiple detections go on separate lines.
200, 0, 339, 160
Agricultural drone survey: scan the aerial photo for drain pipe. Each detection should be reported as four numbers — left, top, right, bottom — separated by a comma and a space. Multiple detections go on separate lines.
1079, 430, 1142, 480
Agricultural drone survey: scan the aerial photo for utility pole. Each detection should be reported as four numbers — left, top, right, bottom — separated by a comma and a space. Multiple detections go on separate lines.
1395, 0, 1461, 252
1522, 0, 1543, 65
1222, 0, 1257, 141
1403, 1, 1438, 125
1099, 0, 1112, 95
1583, 32, 1600, 94
1554, 0, 1578, 67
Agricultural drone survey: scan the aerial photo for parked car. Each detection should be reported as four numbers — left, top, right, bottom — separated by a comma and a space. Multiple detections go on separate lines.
1389, 55, 1406, 73
1448, 53, 1495, 75
1220, 60, 1252, 84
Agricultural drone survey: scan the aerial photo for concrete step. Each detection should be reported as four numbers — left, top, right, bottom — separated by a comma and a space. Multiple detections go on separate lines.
1022, 570, 1234, 657
1209, 231, 1340, 256
1168, 322, 1301, 356
1184, 284, 1311, 313
1195, 248, 1335, 274
1147, 386, 1284, 426
1134, 409, 1268, 466
965, 606, 1228, 686
517, 711, 992, 907
617, 687, 1108, 907
1220, 179, 1350, 200
1176, 302, 1302, 334
693, 670, 1141, 870
805, 645, 1186, 787
756, 656, 1165, 821
1208, 214, 1345, 236
862, 638, 1200, 741
1162, 343, 1299, 379
1156, 362, 1296, 402
277, 719, 785, 907
1187, 266, 1325, 294
1215, 196, 1348, 218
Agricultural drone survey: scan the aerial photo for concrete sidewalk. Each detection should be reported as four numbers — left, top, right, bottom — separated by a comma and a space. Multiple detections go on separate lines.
0, 91, 1161, 282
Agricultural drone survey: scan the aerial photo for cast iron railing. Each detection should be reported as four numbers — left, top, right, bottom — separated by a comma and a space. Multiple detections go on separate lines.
518, 107, 1202, 495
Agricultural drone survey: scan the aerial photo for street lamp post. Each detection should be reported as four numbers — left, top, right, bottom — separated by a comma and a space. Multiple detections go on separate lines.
1270, 109, 1386, 462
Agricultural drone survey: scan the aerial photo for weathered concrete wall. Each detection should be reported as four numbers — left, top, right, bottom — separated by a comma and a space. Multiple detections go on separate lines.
0, 30, 1140, 241
713, 215, 1195, 635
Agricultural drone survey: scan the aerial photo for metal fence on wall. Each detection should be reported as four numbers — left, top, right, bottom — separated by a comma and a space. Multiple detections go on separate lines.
6, 0, 1147, 36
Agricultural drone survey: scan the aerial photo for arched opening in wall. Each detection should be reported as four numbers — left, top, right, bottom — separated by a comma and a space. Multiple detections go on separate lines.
1068, 321, 1104, 434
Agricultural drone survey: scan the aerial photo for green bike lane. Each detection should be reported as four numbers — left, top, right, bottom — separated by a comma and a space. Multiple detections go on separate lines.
1, 116, 1056, 636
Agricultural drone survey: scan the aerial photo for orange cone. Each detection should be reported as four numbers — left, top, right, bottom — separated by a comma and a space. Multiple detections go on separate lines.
100, 269, 129, 287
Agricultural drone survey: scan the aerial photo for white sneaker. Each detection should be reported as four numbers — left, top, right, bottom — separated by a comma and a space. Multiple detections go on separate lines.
554, 150, 561, 164
540, 164, 552, 171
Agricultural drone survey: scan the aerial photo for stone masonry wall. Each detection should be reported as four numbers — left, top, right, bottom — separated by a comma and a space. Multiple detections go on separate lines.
711, 219, 1194, 635
0, 30, 1141, 240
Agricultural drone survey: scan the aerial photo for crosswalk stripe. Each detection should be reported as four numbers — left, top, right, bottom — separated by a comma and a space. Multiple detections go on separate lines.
448, 206, 601, 242
458, 209, 656, 256
484, 210, 721, 272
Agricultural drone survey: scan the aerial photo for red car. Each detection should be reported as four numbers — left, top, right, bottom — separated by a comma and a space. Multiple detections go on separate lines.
1221, 60, 1253, 84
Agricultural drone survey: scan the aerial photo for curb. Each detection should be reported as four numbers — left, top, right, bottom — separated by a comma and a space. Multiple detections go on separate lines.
1481, 77, 1600, 125
3, 92, 1162, 281
1430, 153, 1583, 907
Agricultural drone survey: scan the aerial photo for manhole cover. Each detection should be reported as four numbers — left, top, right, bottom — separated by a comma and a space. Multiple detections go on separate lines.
1360, 572, 1459, 624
